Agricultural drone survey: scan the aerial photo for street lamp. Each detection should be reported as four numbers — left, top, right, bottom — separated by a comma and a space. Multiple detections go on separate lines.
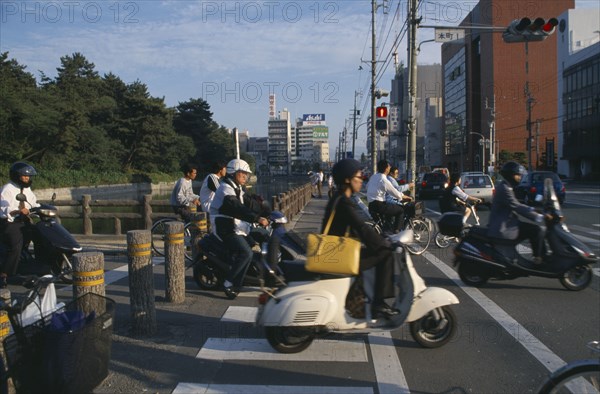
469, 132, 489, 173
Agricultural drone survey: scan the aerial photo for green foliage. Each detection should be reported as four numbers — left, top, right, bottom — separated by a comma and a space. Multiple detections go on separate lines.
0, 52, 236, 187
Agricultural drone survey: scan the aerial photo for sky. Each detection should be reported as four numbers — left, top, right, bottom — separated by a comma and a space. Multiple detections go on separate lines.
1, 0, 598, 156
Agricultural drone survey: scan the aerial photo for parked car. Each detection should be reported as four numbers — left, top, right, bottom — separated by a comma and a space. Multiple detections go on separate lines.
417, 172, 448, 199
460, 172, 495, 205
514, 171, 566, 204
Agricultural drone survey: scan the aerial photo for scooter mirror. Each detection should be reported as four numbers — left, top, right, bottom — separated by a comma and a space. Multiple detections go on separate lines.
535, 194, 543, 202
16, 193, 27, 202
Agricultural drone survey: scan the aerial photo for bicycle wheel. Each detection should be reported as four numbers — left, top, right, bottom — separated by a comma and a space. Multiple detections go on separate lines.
435, 232, 452, 248
151, 218, 171, 257
538, 359, 600, 394
405, 218, 431, 255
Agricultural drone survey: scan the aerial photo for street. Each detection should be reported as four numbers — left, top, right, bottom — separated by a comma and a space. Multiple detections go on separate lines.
92, 184, 600, 394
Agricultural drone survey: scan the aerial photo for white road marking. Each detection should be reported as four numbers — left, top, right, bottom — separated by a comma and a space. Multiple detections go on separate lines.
221, 306, 257, 323
173, 383, 373, 394
196, 338, 369, 362
368, 332, 409, 394
423, 251, 568, 373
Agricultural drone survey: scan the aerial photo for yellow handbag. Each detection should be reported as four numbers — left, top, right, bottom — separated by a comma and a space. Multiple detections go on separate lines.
305, 199, 361, 275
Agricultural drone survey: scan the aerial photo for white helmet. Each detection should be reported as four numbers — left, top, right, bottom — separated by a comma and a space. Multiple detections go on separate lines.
227, 159, 252, 174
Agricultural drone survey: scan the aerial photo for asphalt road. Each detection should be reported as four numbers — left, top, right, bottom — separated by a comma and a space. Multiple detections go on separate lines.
6, 185, 598, 394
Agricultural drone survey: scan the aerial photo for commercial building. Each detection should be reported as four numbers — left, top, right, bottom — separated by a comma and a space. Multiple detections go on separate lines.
557, 8, 600, 179
268, 108, 292, 175
441, 0, 574, 175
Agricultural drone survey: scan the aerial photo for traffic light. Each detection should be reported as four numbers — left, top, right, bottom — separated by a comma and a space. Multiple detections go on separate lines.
375, 106, 388, 133
502, 17, 558, 43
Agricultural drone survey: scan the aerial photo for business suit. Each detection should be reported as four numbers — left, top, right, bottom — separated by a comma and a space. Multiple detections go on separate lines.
487, 180, 545, 257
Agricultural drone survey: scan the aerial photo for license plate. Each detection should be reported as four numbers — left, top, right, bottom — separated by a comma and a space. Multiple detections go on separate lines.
433, 186, 440, 190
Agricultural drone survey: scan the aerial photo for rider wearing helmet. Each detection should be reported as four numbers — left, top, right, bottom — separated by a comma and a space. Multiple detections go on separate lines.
487, 161, 550, 264
324, 158, 398, 319
0, 162, 41, 287
209, 159, 268, 299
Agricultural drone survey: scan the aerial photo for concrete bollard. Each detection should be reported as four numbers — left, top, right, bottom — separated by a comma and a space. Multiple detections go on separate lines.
72, 251, 106, 298
164, 221, 185, 303
127, 230, 156, 336
189, 212, 208, 260
0, 289, 11, 343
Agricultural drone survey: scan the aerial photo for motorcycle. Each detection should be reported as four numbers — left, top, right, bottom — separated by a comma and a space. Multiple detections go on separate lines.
191, 210, 305, 291
0, 193, 81, 284
452, 178, 598, 291
256, 230, 460, 353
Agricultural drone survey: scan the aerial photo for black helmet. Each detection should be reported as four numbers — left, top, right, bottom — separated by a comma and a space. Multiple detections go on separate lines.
332, 159, 362, 186
500, 161, 526, 186
9, 162, 37, 188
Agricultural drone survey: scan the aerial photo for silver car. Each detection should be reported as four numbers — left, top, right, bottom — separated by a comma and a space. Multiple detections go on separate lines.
460, 172, 495, 204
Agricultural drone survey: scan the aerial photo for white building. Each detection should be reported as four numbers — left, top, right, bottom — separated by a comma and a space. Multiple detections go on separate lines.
268, 108, 292, 175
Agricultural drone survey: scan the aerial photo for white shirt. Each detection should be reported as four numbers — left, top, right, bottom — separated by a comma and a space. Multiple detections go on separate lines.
0, 182, 40, 222
451, 185, 469, 202
366, 172, 405, 203
170, 177, 199, 207
199, 173, 220, 213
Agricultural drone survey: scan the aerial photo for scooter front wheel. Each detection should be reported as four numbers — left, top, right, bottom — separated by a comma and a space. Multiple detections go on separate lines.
410, 306, 456, 348
265, 326, 315, 354
560, 265, 592, 291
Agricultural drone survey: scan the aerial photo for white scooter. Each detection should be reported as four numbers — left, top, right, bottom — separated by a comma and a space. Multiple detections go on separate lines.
256, 230, 460, 353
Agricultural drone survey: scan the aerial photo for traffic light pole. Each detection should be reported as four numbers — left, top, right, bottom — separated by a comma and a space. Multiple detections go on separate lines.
370, 0, 377, 174
525, 40, 534, 172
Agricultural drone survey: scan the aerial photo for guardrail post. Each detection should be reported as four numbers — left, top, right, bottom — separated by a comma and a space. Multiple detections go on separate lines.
114, 217, 121, 235
82, 194, 92, 235
164, 221, 185, 303
127, 230, 156, 336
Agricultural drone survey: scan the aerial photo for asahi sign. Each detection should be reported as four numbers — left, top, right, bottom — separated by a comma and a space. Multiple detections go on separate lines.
303, 113, 326, 125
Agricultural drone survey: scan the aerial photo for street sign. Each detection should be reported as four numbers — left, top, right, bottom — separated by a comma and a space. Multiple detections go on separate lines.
434, 28, 465, 43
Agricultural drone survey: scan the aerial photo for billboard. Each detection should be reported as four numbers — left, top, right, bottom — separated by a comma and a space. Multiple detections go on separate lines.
313, 126, 329, 139
303, 113, 326, 125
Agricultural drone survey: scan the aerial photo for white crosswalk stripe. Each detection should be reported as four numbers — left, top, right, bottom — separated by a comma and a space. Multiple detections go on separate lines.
173, 383, 374, 394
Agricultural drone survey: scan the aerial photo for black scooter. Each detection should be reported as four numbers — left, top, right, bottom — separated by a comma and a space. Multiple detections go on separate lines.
191, 210, 306, 291
0, 193, 81, 283
450, 178, 598, 291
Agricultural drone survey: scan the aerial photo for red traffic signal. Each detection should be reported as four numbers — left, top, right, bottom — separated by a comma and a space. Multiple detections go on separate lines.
376, 106, 388, 118
503, 17, 558, 43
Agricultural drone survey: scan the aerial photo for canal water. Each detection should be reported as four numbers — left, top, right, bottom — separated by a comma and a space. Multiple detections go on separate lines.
60, 176, 310, 235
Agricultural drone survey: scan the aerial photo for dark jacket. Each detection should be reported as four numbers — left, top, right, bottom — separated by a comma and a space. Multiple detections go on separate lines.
321, 192, 392, 271
487, 181, 542, 240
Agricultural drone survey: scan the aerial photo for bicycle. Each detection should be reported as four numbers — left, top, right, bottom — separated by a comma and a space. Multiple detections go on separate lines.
434, 200, 481, 248
0, 273, 115, 394
538, 340, 600, 394
372, 201, 431, 255
151, 217, 201, 261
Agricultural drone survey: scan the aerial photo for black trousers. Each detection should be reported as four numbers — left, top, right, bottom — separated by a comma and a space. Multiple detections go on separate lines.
368, 201, 404, 232
517, 221, 545, 258
0, 220, 38, 276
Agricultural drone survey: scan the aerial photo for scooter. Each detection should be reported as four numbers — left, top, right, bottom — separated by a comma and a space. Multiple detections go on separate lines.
453, 178, 598, 291
256, 230, 460, 353
0, 193, 81, 284
191, 210, 304, 290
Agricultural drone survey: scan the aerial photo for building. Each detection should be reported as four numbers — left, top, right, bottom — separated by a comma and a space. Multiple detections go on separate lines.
248, 137, 269, 175
291, 114, 329, 173
424, 97, 444, 167
557, 9, 600, 179
268, 108, 292, 175
441, 0, 574, 175
388, 63, 442, 175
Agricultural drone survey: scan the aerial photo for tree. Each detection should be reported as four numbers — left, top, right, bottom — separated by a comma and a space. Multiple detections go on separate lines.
173, 98, 234, 172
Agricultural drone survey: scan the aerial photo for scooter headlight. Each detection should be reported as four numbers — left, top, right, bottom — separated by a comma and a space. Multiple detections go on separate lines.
38, 208, 57, 217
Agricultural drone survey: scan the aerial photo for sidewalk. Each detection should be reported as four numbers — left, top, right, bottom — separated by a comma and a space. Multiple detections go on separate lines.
85, 196, 328, 393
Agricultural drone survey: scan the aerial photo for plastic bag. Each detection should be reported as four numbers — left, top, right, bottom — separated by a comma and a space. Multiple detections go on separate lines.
18, 283, 62, 327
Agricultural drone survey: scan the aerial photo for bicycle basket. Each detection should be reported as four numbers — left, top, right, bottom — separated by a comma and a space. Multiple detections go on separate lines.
3, 293, 115, 394
413, 201, 424, 217
438, 212, 464, 237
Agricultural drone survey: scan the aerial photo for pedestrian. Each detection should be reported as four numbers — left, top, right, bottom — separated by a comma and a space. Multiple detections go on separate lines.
199, 161, 226, 213
170, 163, 200, 222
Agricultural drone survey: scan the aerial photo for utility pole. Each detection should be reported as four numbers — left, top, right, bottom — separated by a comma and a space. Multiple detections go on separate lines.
370, 0, 377, 174
406, 0, 419, 182
352, 91, 359, 159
